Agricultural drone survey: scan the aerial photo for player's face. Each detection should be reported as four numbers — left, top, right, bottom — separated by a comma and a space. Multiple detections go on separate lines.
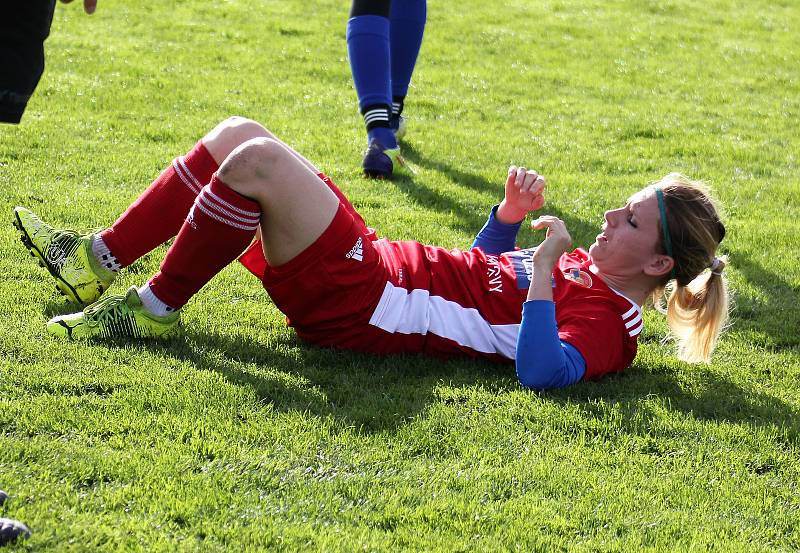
588, 187, 665, 277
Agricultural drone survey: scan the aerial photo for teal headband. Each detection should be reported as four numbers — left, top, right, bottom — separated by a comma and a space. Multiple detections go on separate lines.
655, 187, 676, 280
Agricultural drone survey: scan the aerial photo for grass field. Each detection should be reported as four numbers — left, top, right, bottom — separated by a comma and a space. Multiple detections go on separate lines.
1, 0, 799, 550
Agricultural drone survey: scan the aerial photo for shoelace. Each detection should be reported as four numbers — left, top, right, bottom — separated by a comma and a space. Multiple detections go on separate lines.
31, 222, 59, 242
83, 294, 131, 326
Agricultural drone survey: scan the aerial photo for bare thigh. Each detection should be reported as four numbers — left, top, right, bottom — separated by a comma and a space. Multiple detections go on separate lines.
201, 116, 319, 174
217, 137, 340, 267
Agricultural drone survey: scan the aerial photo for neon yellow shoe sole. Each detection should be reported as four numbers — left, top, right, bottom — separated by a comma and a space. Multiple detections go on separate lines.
47, 287, 180, 340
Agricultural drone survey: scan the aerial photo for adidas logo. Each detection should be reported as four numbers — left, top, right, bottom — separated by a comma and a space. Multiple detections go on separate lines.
346, 237, 363, 262
185, 208, 198, 229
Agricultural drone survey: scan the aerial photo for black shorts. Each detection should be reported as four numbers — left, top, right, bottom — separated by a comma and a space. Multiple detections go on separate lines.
0, 0, 56, 124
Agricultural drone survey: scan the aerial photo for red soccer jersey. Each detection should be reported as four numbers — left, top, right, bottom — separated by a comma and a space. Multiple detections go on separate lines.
369, 243, 640, 379
549, 249, 641, 379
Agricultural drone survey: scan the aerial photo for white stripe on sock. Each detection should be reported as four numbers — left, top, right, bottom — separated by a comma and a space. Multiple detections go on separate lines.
173, 158, 203, 195
363, 109, 389, 123
203, 187, 260, 218
192, 202, 260, 231
177, 156, 205, 191
195, 191, 260, 228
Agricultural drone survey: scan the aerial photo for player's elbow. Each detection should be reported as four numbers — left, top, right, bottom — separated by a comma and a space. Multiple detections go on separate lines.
516, 361, 561, 391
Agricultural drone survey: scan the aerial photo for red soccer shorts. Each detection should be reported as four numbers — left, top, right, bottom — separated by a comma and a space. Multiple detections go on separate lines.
238, 173, 395, 351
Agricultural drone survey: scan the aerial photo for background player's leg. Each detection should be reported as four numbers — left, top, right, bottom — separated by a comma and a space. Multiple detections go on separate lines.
0, 1, 56, 124
389, 0, 426, 135
347, 0, 400, 178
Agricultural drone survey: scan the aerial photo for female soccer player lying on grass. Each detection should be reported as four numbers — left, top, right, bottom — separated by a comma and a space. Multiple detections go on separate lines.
14, 117, 730, 390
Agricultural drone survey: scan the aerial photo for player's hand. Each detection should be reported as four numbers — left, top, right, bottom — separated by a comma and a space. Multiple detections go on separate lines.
496, 166, 546, 224
531, 215, 571, 266
59, 0, 97, 14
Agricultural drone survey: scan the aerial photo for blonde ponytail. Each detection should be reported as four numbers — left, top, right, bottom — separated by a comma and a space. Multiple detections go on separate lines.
665, 256, 729, 362
652, 174, 731, 363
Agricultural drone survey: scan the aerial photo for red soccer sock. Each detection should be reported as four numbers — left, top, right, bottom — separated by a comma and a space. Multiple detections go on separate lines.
147, 174, 261, 309
100, 141, 219, 267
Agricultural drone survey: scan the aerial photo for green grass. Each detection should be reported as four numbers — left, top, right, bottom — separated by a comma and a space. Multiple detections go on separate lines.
1, 0, 799, 550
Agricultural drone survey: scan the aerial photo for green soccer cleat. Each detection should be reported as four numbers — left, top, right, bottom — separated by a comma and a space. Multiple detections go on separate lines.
13, 206, 115, 305
47, 287, 180, 340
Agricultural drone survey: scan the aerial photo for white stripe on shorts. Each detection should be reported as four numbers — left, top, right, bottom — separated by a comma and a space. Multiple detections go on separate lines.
368, 281, 519, 359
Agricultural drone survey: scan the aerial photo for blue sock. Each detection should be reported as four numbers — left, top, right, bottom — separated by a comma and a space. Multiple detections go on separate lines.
347, 15, 397, 149
368, 127, 397, 148
390, 0, 427, 100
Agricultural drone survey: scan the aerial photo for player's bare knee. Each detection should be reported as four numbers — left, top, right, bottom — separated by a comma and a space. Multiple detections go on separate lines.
218, 138, 289, 196
238, 136, 287, 168
203, 116, 272, 163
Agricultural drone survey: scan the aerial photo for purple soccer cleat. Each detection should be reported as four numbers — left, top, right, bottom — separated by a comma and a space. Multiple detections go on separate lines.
362, 140, 411, 179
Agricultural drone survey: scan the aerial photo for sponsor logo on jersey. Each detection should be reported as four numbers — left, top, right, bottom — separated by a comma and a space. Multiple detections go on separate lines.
346, 237, 363, 262
485, 254, 503, 293
563, 268, 593, 288
507, 248, 535, 289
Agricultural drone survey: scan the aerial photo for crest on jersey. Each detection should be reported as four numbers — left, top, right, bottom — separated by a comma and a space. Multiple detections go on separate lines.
563, 268, 593, 288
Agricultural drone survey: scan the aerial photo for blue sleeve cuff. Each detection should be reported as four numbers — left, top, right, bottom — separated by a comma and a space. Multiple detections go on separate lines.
471, 205, 523, 255
516, 300, 587, 390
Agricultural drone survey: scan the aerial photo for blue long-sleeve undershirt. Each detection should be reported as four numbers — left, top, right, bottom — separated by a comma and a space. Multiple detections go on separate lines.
470, 205, 521, 255
470, 206, 587, 389
516, 301, 586, 389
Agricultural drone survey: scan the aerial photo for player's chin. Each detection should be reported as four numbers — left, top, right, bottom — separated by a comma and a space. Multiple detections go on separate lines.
588, 241, 602, 260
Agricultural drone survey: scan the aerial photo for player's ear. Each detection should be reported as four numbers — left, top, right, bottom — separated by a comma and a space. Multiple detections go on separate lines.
644, 254, 674, 278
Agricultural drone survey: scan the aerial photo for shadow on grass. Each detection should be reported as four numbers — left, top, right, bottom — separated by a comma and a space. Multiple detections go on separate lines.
398, 143, 602, 246
143, 328, 513, 433
726, 250, 800, 349
547, 363, 800, 444
137, 322, 799, 447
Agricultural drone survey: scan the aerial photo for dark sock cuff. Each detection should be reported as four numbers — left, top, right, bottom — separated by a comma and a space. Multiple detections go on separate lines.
391, 96, 405, 117
349, 0, 390, 18
361, 103, 391, 130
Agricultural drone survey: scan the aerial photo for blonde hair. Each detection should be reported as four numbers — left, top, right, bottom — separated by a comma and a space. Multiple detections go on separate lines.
650, 174, 730, 362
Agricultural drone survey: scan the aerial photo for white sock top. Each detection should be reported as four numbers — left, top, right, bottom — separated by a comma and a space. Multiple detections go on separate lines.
137, 284, 177, 317
91, 235, 121, 272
